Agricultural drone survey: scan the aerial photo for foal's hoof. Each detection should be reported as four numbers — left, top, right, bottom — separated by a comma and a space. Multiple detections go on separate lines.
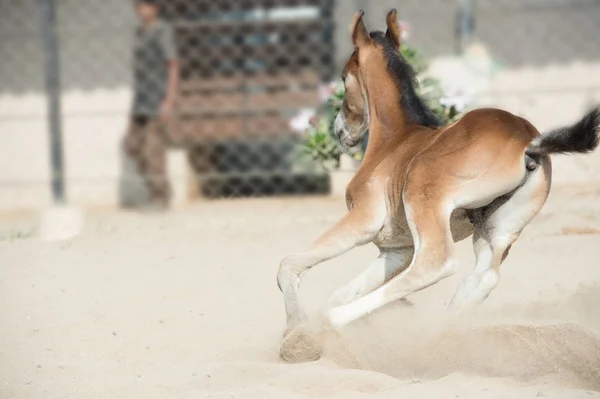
280, 325, 323, 363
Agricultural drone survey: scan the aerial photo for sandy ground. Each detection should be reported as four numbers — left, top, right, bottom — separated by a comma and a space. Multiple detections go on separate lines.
1, 183, 600, 398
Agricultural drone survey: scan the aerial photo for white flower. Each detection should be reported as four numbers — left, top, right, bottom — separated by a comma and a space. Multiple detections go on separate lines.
399, 20, 410, 41
289, 108, 316, 133
318, 83, 334, 103
440, 88, 474, 113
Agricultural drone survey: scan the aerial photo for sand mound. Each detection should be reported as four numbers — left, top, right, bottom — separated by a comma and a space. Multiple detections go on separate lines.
318, 303, 600, 391
348, 323, 600, 389
280, 287, 600, 391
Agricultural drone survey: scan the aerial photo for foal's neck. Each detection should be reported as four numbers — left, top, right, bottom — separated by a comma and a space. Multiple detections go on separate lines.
361, 73, 411, 159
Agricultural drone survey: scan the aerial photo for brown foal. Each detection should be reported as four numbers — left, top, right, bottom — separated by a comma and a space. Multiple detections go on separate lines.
277, 9, 600, 360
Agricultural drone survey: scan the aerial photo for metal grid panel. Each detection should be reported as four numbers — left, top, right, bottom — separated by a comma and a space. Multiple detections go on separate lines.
166, 0, 335, 198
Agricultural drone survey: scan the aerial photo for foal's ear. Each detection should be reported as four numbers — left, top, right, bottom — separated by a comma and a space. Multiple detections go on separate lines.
350, 10, 369, 48
385, 9, 402, 49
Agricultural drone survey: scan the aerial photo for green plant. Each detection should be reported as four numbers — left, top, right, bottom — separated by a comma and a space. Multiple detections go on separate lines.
297, 40, 463, 169
298, 116, 341, 170
0, 228, 34, 241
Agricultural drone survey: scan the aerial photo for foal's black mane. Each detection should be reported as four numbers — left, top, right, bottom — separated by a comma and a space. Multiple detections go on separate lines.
370, 31, 443, 128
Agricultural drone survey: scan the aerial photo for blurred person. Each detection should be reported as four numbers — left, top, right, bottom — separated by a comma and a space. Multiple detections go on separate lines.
123, 0, 179, 211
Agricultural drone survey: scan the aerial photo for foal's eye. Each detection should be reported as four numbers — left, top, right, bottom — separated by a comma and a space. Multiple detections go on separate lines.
341, 75, 346, 84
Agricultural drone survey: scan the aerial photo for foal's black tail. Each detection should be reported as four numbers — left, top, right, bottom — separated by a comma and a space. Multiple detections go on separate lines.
526, 107, 600, 156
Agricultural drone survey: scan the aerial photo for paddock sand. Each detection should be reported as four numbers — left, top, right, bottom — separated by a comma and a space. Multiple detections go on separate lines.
1, 184, 600, 398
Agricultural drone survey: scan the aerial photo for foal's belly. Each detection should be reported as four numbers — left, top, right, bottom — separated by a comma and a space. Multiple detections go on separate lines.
373, 208, 475, 249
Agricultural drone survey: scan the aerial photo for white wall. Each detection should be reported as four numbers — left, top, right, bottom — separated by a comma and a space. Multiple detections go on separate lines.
0, 88, 133, 212
0, 93, 51, 211
60, 88, 131, 207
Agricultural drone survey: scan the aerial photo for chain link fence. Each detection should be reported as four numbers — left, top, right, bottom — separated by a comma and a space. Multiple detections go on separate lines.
1, 0, 599, 210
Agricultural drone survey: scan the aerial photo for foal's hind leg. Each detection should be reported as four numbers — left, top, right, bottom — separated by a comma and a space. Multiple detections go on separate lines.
328, 190, 458, 328
326, 247, 413, 309
449, 159, 551, 310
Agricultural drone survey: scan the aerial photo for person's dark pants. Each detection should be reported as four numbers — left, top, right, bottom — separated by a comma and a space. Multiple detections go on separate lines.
124, 115, 171, 205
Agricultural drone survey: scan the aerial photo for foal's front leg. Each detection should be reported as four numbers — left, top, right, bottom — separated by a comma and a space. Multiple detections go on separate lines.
277, 207, 385, 333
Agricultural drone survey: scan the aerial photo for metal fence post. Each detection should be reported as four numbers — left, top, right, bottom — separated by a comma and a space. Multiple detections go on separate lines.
40, 0, 66, 204
456, 0, 476, 54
